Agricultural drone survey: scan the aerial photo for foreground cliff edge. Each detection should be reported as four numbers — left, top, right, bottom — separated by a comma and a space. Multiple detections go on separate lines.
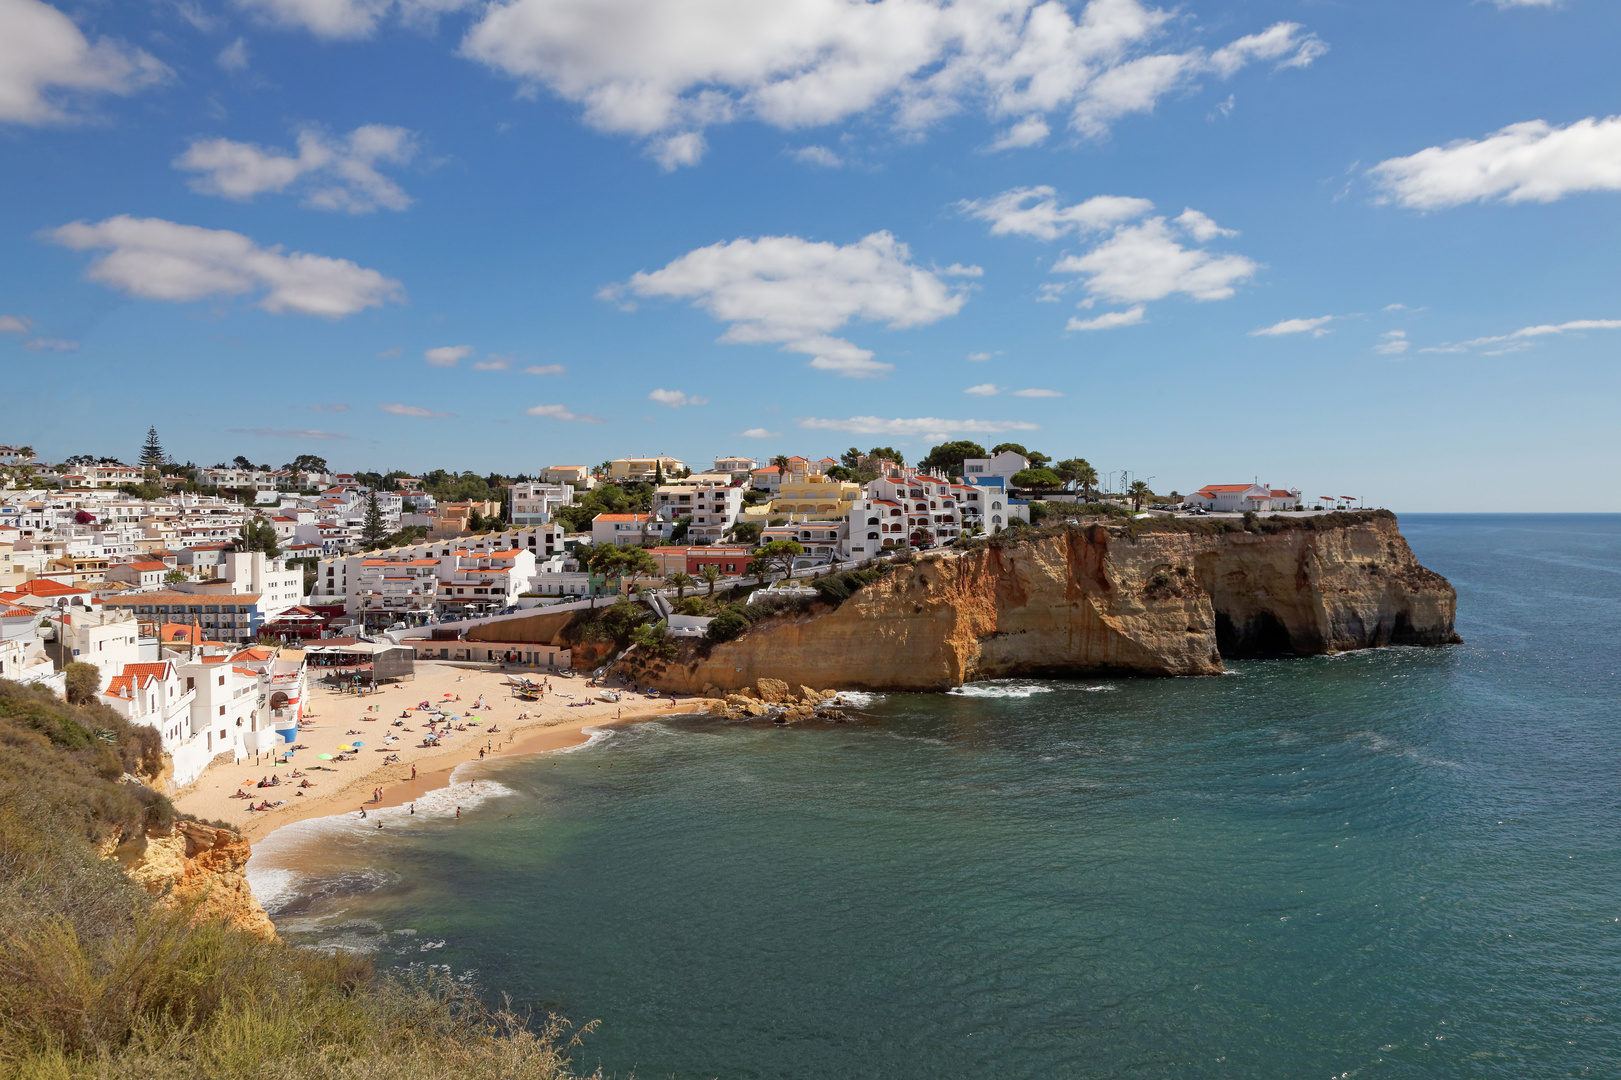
641, 511, 1460, 695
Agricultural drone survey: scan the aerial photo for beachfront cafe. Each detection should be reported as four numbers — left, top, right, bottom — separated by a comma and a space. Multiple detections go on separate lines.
302, 638, 416, 686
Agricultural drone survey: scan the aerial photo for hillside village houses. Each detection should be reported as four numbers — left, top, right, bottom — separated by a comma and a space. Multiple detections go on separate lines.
0, 441, 1317, 778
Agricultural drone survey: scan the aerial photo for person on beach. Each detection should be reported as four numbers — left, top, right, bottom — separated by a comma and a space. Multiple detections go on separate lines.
455, 806, 461, 819
411, 764, 417, 779
409, 803, 414, 814
359, 808, 367, 818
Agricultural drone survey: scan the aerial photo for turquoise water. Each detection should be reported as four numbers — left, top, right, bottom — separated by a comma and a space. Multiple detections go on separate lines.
256, 515, 1621, 1079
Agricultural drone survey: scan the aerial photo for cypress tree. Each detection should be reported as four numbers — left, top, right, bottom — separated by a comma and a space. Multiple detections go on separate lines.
361, 493, 390, 548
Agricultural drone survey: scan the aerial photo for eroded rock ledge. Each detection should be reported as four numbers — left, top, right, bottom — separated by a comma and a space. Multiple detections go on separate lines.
644, 513, 1459, 695
114, 820, 278, 939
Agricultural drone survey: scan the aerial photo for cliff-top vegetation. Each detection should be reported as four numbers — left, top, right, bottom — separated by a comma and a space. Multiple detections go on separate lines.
0, 679, 600, 1080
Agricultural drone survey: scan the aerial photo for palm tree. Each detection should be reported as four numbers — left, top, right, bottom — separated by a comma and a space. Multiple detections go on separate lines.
1075, 463, 1098, 502
1128, 480, 1152, 511
665, 571, 696, 599
700, 564, 723, 596
770, 454, 790, 474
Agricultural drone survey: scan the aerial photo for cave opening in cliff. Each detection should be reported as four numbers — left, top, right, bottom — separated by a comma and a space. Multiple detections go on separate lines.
1214, 610, 1298, 659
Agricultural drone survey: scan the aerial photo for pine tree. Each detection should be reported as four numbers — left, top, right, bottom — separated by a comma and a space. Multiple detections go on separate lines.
140, 427, 165, 473
361, 493, 390, 548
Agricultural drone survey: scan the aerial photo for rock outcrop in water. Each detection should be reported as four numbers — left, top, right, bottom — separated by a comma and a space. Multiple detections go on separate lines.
116, 821, 278, 939
647, 512, 1458, 694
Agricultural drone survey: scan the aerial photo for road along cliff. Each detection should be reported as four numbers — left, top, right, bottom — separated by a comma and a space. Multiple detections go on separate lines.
643, 511, 1459, 694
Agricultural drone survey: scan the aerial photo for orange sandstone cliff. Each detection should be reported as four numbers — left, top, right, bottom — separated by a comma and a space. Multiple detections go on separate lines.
116, 821, 278, 939
650, 513, 1458, 694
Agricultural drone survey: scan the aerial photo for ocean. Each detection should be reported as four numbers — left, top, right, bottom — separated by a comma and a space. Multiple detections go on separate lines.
250, 514, 1621, 1079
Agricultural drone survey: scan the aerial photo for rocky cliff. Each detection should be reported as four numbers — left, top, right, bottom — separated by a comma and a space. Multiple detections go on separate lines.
116, 821, 278, 939
650, 512, 1458, 694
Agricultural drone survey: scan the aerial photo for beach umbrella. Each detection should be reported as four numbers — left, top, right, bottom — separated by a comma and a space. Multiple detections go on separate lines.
318, 753, 333, 760
352, 741, 365, 747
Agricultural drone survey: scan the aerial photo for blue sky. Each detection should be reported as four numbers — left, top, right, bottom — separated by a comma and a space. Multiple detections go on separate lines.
2, 0, 1618, 511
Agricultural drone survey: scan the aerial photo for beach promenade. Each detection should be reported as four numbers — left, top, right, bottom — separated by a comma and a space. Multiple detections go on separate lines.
174, 659, 682, 842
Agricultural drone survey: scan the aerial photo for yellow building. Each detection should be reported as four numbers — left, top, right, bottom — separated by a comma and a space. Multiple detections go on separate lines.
775, 472, 860, 515
607, 456, 686, 483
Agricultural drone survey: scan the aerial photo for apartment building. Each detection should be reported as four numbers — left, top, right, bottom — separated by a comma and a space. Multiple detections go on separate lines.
434, 548, 537, 616
843, 469, 964, 558
653, 481, 744, 543
607, 456, 685, 483
592, 513, 675, 547
540, 465, 595, 490
508, 482, 574, 527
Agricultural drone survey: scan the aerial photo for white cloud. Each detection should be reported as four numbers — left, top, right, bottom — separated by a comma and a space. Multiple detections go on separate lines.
459, 0, 1323, 166
472, 355, 512, 370
1419, 319, 1621, 355
796, 415, 1039, 437
739, 427, 783, 438
648, 388, 710, 408
1066, 304, 1145, 330
424, 345, 471, 367
1052, 217, 1257, 303
309, 402, 350, 411
526, 403, 606, 423
1012, 387, 1062, 397
175, 125, 418, 213
234, 427, 350, 440
959, 186, 1154, 240
377, 346, 403, 357
0, 315, 30, 333
989, 115, 1049, 150
1491, 0, 1559, 7
792, 144, 843, 167
1374, 330, 1408, 356
217, 37, 250, 72
524, 363, 566, 376
969, 186, 1256, 321
23, 337, 77, 352
380, 402, 456, 418
1383, 303, 1409, 312
652, 131, 707, 171
608, 231, 969, 378
0, 0, 169, 124
965, 383, 1001, 396
233, 0, 475, 39
1174, 207, 1236, 241
1251, 315, 1334, 338
966, 350, 999, 361
45, 216, 404, 318
1370, 116, 1621, 210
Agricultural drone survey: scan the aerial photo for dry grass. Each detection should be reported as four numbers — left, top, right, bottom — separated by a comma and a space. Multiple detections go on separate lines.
0, 679, 601, 1080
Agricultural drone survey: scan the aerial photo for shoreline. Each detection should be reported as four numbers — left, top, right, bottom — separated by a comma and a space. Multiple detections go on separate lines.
173, 660, 691, 844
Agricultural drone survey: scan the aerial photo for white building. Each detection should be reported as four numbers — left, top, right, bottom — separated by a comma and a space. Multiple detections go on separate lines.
960, 449, 1030, 486
654, 481, 744, 544
101, 660, 197, 757
508, 482, 574, 527
54, 606, 141, 693
591, 513, 674, 547
1187, 484, 1302, 513
842, 469, 964, 558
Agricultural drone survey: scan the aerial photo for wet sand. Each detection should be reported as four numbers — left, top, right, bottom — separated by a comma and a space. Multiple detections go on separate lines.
173, 659, 687, 842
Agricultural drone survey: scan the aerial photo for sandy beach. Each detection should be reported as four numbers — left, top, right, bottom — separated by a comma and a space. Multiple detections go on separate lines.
174, 659, 688, 842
